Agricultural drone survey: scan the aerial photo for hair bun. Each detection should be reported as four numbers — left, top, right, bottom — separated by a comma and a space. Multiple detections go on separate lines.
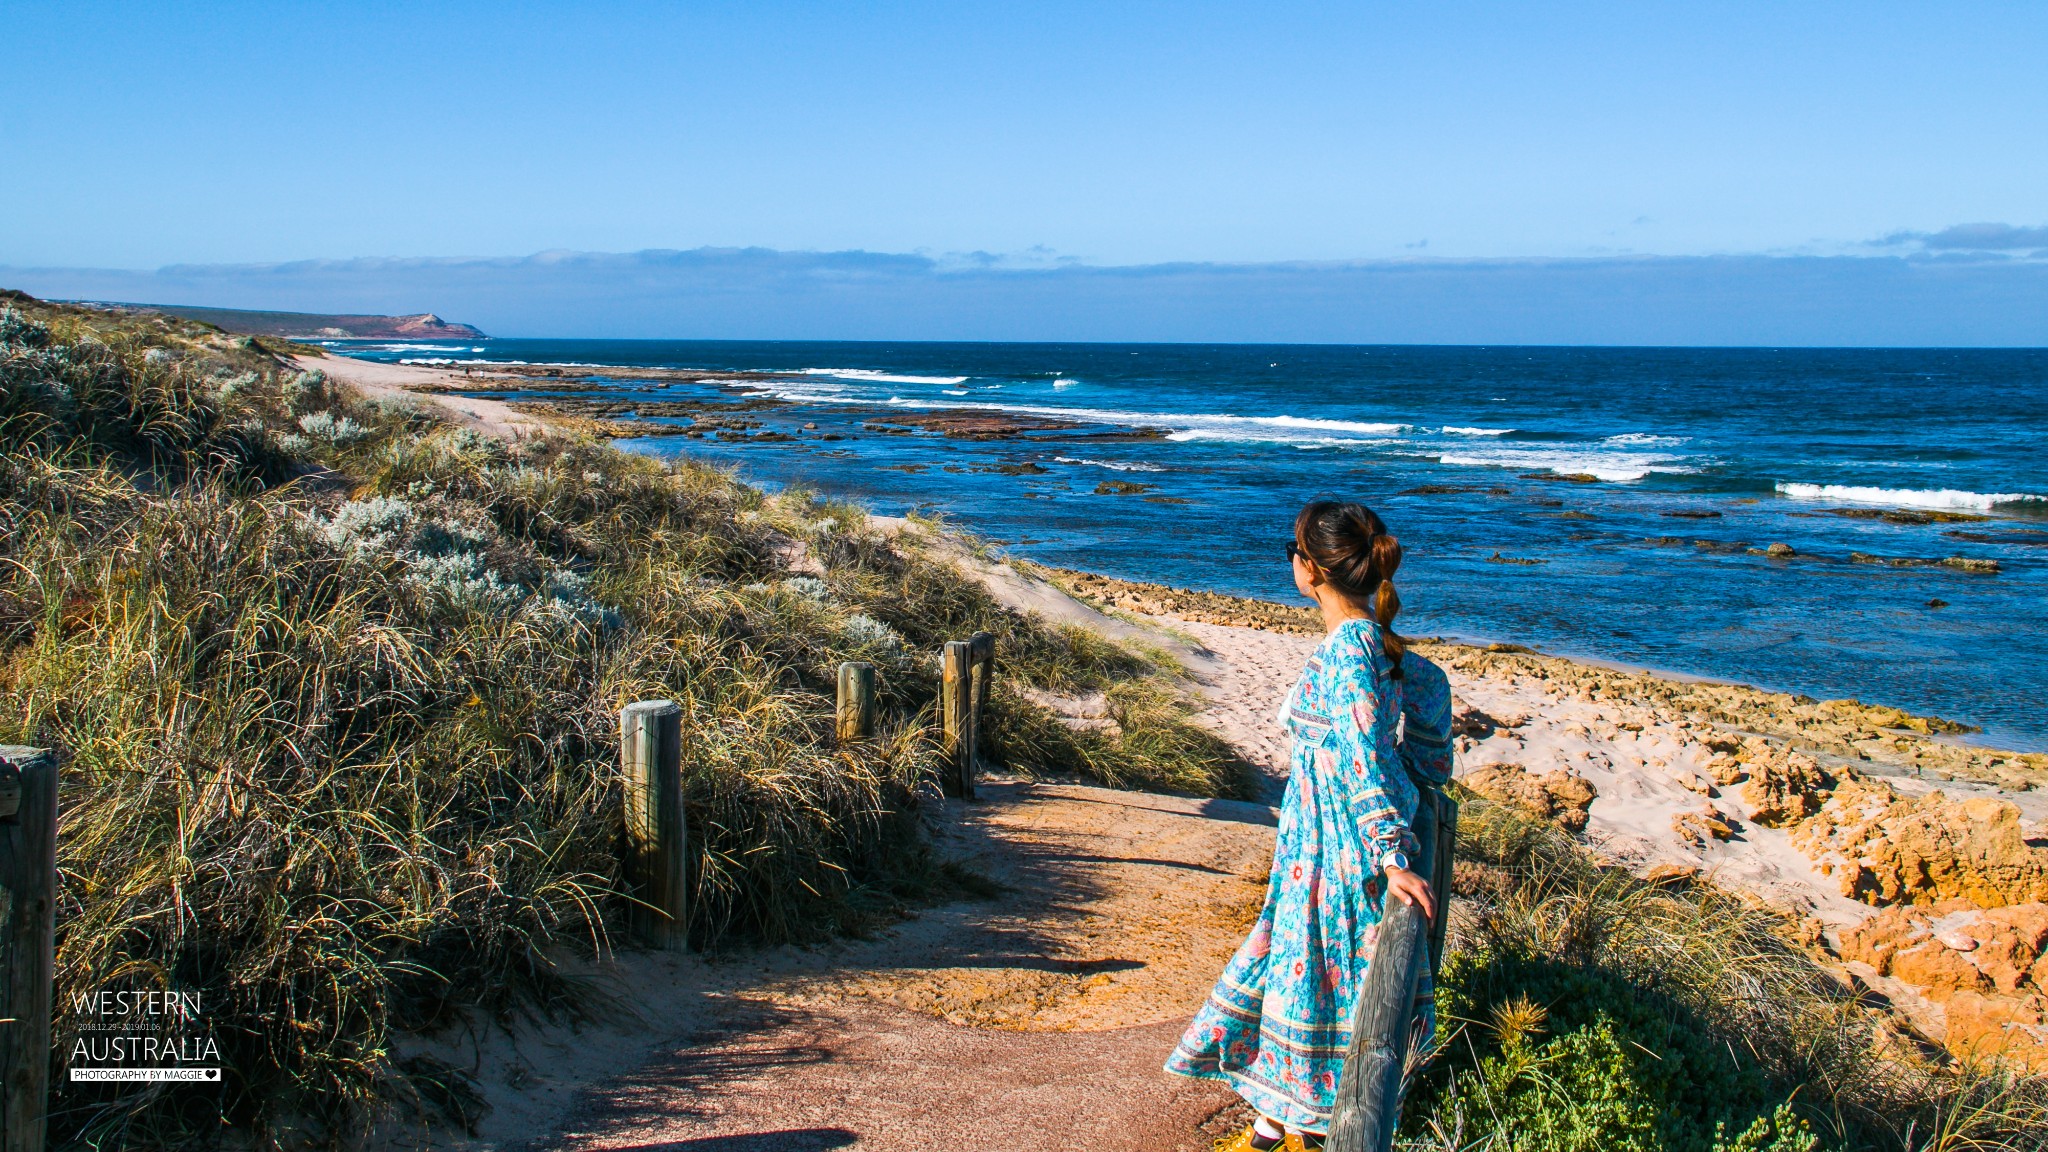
1293, 499, 1407, 673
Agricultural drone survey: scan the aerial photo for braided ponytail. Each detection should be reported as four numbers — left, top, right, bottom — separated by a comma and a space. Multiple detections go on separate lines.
1370, 532, 1406, 672
1293, 500, 1407, 677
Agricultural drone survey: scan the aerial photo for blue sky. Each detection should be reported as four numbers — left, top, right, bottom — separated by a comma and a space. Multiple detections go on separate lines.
4, 2, 2046, 341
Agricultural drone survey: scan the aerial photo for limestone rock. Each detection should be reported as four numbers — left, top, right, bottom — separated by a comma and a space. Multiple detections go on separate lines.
1461, 763, 1598, 833
1736, 743, 1833, 827
1944, 992, 2048, 1072
1705, 752, 1748, 786
1642, 862, 1702, 886
1672, 806, 1737, 847
1837, 900, 2048, 1070
1799, 785, 2048, 908
1974, 904, 2048, 992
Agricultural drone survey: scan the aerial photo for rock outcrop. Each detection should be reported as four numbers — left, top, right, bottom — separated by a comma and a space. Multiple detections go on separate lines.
1732, 739, 1832, 827
1840, 901, 2048, 1070
1672, 805, 1737, 847
1794, 781, 2048, 908
1462, 763, 1598, 833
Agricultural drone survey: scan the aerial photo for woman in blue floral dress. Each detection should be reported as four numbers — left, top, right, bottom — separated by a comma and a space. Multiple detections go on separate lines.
1166, 500, 1454, 1151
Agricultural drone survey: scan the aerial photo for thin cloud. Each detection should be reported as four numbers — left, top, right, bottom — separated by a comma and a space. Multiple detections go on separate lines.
1879, 222, 2048, 251
7, 246, 2048, 346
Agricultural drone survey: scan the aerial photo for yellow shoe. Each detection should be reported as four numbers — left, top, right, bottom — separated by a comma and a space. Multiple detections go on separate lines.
1214, 1124, 1283, 1152
1213, 1125, 1260, 1152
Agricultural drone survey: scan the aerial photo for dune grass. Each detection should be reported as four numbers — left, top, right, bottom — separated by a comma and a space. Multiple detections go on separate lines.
1405, 793, 2048, 1152
0, 294, 1242, 1147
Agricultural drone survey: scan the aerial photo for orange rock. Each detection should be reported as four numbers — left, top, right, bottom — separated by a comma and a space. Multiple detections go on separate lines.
1739, 746, 1832, 826
1942, 991, 2048, 1072
1839, 904, 1936, 974
1838, 901, 2048, 1073
1705, 753, 1747, 786
1800, 786, 2048, 909
1969, 904, 2048, 993
1461, 763, 1598, 834
1671, 806, 1737, 848
1890, 940, 1992, 996
1642, 863, 1701, 886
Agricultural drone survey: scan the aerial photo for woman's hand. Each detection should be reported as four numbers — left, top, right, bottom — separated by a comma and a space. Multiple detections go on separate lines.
1384, 865, 1435, 922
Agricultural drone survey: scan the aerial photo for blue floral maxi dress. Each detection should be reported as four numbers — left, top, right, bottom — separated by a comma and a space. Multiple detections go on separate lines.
1165, 618, 1454, 1134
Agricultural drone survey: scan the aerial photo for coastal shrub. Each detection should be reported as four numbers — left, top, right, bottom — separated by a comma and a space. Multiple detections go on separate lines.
295, 408, 369, 445
0, 302, 290, 482
0, 292, 1242, 1147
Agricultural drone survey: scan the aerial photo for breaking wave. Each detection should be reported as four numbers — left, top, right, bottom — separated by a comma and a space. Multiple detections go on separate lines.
1774, 483, 2046, 511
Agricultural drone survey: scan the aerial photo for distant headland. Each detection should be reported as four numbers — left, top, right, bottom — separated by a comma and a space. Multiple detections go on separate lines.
64, 300, 487, 340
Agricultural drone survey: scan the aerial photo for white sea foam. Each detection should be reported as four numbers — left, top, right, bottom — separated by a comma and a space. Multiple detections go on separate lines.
844, 395, 1418, 444
1604, 432, 1691, 447
1433, 446, 1695, 483
942, 389, 970, 396
744, 377, 1421, 445
1052, 380, 1078, 389
801, 368, 970, 385
1053, 456, 1166, 472
356, 343, 476, 353
1774, 483, 2046, 511
1441, 426, 1514, 436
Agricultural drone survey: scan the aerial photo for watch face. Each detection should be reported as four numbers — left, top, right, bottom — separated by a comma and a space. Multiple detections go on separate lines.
1387, 853, 1408, 873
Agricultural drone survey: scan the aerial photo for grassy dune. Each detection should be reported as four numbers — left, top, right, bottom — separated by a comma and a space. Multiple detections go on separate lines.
0, 294, 1242, 1146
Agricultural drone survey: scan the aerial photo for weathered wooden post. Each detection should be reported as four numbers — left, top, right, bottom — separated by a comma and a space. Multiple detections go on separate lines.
837, 661, 877, 744
1, 746, 57, 1152
620, 702, 688, 951
967, 631, 995, 771
1427, 791, 1459, 975
940, 641, 976, 799
1326, 794, 1440, 1152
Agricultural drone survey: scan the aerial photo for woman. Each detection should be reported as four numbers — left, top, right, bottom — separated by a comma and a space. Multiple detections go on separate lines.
1165, 500, 1454, 1152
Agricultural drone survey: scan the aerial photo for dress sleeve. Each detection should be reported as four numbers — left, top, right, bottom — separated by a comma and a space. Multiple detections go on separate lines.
1398, 657, 1455, 788
1324, 637, 1419, 873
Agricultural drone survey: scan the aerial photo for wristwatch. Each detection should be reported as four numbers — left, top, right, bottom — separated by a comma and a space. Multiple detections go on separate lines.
1382, 851, 1410, 873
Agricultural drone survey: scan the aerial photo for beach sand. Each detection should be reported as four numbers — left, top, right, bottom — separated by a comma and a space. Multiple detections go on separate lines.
295, 353, 548, 440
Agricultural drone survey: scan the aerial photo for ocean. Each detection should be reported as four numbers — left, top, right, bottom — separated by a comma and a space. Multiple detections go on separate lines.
331, 339, 2048, 750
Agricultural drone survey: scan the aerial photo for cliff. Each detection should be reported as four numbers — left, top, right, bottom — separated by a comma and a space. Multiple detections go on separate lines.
83, 301, 486, 340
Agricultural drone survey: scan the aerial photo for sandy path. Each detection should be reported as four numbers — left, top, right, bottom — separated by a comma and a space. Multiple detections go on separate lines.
551, 1005, 1229, 1152
396, 781, 1272, 1151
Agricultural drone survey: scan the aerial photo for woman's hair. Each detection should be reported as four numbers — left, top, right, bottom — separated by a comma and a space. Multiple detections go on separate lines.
1293, 499, 1406, 675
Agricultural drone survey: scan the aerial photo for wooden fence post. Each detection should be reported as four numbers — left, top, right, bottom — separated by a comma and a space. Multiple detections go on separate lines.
1, 746, 57, 1152
1326, 793, 1441, 1152
940, 642, 976, 799
620, 702, 688, 952
837, 662, 876, 744
1427, 791, 1459, 975
967, 631, 995, 772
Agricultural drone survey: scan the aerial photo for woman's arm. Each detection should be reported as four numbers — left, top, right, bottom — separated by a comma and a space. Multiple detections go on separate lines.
1398, 658, 1455, 788
1325, 646, 1421, 877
